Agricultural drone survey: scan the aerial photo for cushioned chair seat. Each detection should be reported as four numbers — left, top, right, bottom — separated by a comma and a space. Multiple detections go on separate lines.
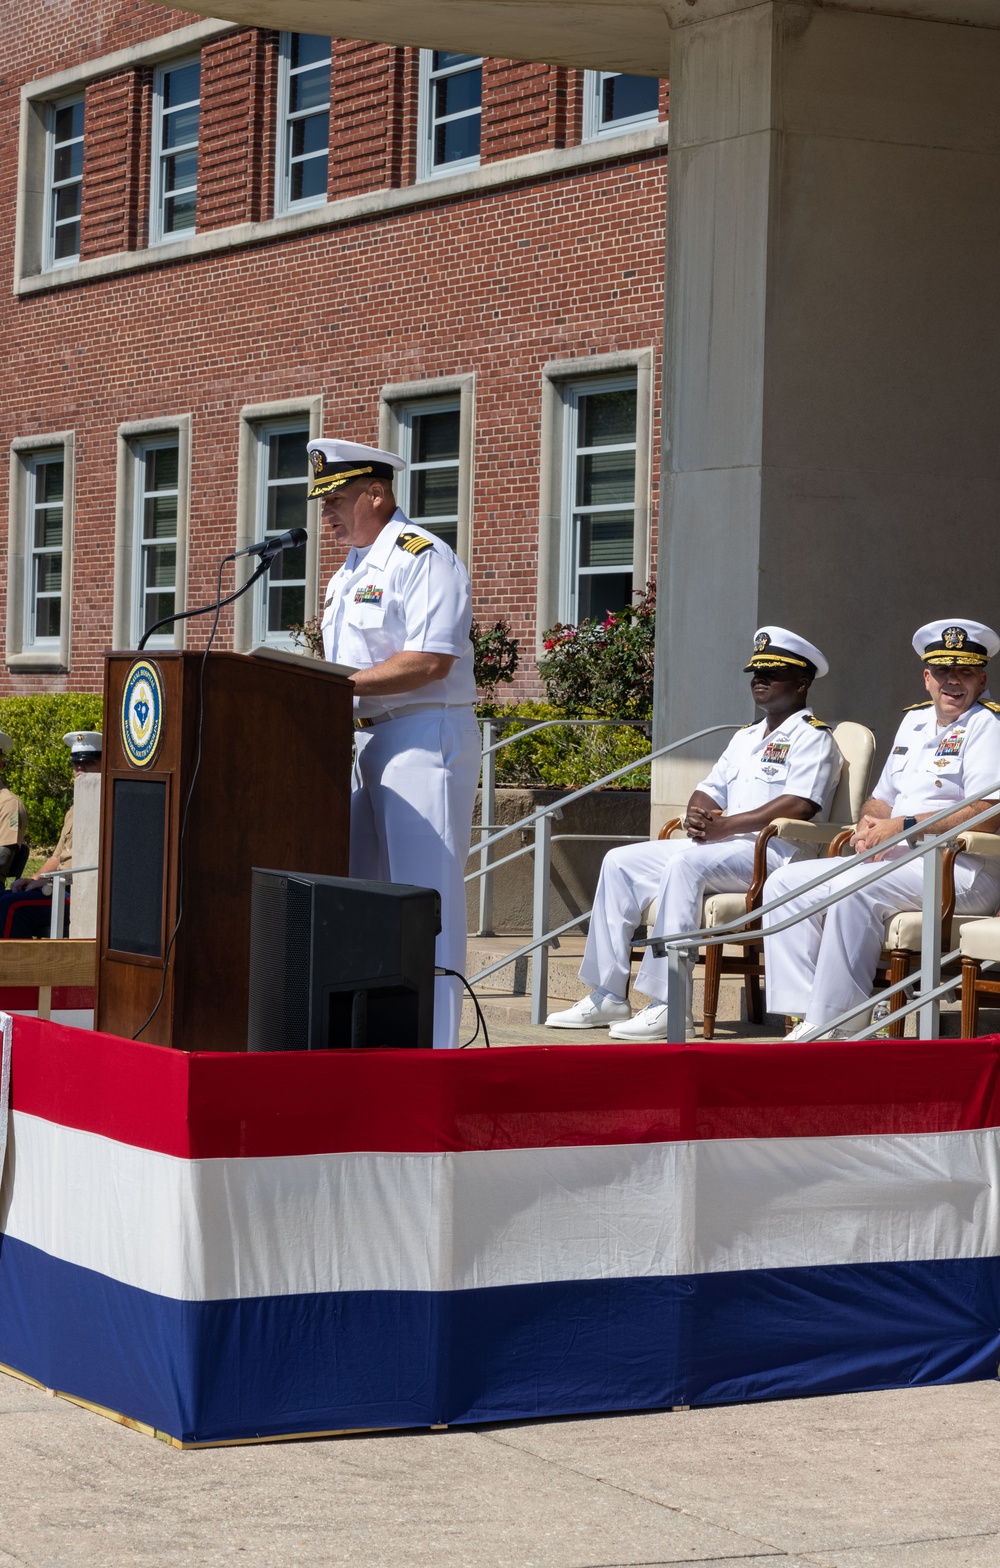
705, 894, 747, 928
959, 918, 1000, 964
884, 911, 986, 952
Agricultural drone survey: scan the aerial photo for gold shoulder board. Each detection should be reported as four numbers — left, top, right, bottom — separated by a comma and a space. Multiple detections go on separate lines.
982, 701, 1000, 716
396, 530, 434, 556
804, 715, 831, 730
904, 700, 934, 711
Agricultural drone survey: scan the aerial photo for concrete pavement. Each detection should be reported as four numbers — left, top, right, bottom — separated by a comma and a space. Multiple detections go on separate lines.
0, 1370, 998, 1565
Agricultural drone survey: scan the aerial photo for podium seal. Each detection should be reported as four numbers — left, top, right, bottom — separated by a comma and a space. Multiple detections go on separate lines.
121, 660, 164, 768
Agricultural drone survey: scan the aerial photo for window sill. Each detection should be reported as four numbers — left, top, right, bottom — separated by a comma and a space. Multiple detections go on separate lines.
15, 122, 668, 296
6, 651, 68, 672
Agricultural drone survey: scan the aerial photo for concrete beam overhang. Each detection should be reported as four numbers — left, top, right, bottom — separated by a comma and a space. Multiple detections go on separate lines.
165, 0, 1000, 81
164, 1, 673, 75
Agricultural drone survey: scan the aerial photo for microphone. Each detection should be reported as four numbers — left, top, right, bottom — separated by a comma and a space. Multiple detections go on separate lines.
232, 527, 308, 559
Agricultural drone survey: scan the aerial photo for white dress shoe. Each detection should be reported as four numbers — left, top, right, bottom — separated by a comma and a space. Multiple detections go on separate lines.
785, 1020, 849, 1042
544, 992, 631, 1029
608, 1002, 681, 1042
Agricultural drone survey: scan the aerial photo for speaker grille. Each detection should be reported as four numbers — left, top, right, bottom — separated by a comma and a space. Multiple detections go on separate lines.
108, 779, 166, 957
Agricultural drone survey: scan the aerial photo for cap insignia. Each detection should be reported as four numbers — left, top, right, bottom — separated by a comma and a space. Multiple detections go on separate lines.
753, 632, 770, 653
309, 449, 325, 474
943, 626, 966, 649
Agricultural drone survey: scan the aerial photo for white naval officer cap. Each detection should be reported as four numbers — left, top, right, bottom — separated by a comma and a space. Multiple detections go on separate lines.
0, 733, 13, 755
912, 619, 1000, 669
743, 626, 829, 679
63, 730, 103, 761
306, 439, 405, 499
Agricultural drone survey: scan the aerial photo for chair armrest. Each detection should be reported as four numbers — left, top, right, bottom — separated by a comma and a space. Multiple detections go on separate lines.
658, 818, 682, 840
768, 819, 848, 847
956, 831, 1000, 858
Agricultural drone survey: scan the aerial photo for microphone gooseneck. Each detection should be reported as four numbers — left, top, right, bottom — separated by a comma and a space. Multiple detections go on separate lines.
136, 532, 307, 651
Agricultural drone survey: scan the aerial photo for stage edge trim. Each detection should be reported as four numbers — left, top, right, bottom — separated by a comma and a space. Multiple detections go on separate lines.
0, 1361, 392, 1449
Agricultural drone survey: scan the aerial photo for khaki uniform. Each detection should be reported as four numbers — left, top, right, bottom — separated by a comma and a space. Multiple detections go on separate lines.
0, 787, 27, 876
51, 804, 73, 872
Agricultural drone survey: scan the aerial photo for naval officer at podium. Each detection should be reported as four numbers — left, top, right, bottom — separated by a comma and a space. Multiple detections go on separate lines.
309, 438, 480, 1049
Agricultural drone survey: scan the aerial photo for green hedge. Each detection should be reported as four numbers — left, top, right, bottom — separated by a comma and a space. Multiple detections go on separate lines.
479, 701, 651, 790
0, 694, 104, 845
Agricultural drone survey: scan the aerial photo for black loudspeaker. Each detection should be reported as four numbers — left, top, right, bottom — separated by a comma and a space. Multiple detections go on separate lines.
247, 869, 440, 1051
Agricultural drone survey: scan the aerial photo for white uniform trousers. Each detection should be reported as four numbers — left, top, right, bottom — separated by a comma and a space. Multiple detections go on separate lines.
350, 706, 481, 1049
580, 837, 797, 1007
763, 853, 1000, 1027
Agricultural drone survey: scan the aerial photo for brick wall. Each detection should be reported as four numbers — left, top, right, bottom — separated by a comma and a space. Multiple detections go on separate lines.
80, 68, 147, 258
1, 6, 666, 704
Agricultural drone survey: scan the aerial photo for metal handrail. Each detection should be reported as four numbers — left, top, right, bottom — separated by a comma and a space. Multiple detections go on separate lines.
466, 718, 1000, 1035
29, 864, 99, 941
473, 712, 660, 934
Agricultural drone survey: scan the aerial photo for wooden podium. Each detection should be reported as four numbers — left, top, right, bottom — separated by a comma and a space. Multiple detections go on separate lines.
96, 648, 354, 1050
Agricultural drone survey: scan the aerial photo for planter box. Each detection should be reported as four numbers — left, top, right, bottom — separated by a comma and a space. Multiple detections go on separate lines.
466, 786, 651, 935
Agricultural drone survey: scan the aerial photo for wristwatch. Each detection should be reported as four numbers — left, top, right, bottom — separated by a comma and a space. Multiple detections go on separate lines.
902, 815, 918, 846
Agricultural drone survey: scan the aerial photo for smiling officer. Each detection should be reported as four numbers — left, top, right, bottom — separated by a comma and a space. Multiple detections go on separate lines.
545, 626, 841, 1040
764, 618, 1000, 1038
309, 438, 480, 1050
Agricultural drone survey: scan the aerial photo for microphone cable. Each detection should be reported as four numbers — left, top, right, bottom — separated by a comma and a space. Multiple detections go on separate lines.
132, 557, 226, 1041
436, 966, 491, 1049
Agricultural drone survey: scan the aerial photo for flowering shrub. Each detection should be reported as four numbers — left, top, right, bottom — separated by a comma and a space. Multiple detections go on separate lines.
538, 583, 656, 718
478, 702, 651, 790
471, 619, 520, 700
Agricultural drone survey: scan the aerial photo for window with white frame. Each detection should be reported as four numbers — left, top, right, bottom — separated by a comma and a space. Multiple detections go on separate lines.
418, 51, 482, 180
24, 451, 66, 649
132, 441, 180, 646
583, 72, 659, 139
253, 424, 310, 646
560, 377, 638, 624
45, 98, 84, 268
397, 401, 461, 552
276, 33, 331, 213
151, 57, 200, 243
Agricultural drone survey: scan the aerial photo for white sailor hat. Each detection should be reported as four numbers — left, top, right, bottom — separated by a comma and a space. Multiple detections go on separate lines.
912, 619, 1000, 669
63, 730, 102, 761
306, 439, 405, 499
0, 733, 12, 755
744, 626, 829, 679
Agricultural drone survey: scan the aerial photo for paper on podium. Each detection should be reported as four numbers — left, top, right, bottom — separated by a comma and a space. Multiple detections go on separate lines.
248, 644, 357, 678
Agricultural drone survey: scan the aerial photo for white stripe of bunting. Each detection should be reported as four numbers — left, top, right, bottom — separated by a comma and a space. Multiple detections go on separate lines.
2, 1110, 999, 1304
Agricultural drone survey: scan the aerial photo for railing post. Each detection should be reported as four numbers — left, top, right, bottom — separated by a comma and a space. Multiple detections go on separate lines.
665, 945, 688, 1044
478, 719, 496, 936
530, 814, 552, 1026
48, 873, 65, 940
919, 843, 944, 1039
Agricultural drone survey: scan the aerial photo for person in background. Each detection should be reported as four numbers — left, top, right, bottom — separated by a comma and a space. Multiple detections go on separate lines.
0, 731, 28, 887
0, 731, 101, 938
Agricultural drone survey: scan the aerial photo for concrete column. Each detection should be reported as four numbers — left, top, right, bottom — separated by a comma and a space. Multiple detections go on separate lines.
654, 1, 1000, 821
69, 773, 101, 939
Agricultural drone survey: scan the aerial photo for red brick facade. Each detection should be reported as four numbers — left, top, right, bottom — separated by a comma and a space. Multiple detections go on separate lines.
1, 6, 667, 700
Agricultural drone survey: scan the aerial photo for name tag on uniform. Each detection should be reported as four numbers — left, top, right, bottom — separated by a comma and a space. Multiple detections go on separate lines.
893, 745, 908, 755
354, 585, 383, 605
761, 740, 790, 765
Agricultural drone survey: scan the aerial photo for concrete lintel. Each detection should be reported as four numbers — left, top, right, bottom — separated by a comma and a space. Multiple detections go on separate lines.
16, 122, 667, 295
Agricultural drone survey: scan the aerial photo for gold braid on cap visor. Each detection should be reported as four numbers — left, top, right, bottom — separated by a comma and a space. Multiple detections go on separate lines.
923, 650, 989, 667
744, 653, 810, 670
308, 464, 375, 497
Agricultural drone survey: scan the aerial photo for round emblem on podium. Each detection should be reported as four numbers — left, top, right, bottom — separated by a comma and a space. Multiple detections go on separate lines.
121, 660, 164, 768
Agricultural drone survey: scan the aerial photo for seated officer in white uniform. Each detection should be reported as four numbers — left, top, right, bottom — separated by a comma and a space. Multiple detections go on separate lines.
545, 627, 841, 1040
0, 730, 28, 886
764, 619, 1000, 1039
310, 438, 480, 1050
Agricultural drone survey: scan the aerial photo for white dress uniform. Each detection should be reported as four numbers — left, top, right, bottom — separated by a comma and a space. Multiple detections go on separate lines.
764, 619, 1000, 1030
320, 501, 480, 1049
579, 706, 842, 1009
